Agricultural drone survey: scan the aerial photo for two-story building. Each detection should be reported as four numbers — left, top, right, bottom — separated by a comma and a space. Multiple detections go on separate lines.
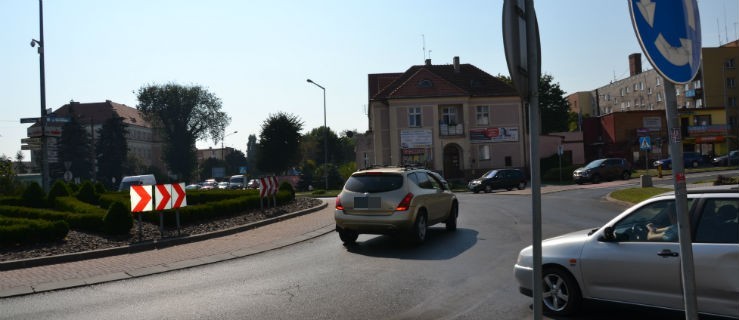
365, 56, 524, 180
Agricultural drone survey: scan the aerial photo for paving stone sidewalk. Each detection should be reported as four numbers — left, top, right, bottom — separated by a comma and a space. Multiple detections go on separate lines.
0, 199, 335, 298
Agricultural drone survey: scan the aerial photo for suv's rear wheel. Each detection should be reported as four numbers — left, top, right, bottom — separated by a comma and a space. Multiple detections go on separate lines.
411, 212, 428, 244
337, 228, 358, 245
445, 203, 458, 231
517, 181, 526, 190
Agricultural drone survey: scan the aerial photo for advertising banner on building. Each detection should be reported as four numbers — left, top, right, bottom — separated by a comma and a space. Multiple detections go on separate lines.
470, 127, 519, 143
400, 129, 432, 148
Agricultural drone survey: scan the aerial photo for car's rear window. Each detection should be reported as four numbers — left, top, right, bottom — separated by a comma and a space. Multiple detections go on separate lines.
345, 173, 404, 193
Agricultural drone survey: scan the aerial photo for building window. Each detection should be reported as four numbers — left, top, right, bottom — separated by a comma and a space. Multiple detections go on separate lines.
657, 92, 663, 102
694, 115, 711, 126
648, 87, 652, 95
696, 99, 703, 108
726, 58, 736, 69
694, 79, 702, 89
729, 96, 737, 107
686, 101, 691, 108
408, 107, 422, 127
478, 144, 491, 161
676, 88, 681, 96
441, 107, 458, 125
476, 105, 489, 125
505, 156, 512, 167
656, 77, 662, 86
727, 77, 736, 89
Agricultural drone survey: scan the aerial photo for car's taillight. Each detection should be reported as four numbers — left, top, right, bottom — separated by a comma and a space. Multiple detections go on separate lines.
395, 193, 413, 211
335, 196, 344, 211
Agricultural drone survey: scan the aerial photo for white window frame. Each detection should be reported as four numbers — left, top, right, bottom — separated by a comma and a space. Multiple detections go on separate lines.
442, 107, 458, 125
408, 107, 422, 127
476, 105, 490, 125
478, 144, 491, 161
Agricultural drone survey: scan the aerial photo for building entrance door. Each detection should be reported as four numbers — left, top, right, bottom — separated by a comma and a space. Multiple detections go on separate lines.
443, 144, 462, 179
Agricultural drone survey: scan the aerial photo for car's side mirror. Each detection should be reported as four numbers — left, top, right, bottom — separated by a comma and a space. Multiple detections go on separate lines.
600, 226, 616, 242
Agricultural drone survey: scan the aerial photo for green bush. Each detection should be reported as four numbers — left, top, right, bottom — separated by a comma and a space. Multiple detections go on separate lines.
47, 180, 71, 204
94, 182, 107, 194
76, 181, 99, 205
53, 196, 106, 215
21, 182, 46, 208
0, 216, 69, 246
279, 181, 295, 200
103, 201, 133, 235
0, 205, 104, 233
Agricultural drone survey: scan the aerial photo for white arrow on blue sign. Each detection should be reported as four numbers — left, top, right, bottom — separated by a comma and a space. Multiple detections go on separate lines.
639, 136, 651, 150
629, 0, 701, 84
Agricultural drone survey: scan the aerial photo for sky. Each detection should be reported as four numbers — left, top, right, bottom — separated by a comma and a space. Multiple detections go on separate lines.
1, 0, 737, 160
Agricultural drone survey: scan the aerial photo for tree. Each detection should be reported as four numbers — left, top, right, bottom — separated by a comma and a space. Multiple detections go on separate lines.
96, 115, 128, 189
302, 126, 340, 165
225, 149, 247, 176
538, 74, 570, 134
57, 108, 94, 181
257, 112, 303, 174
15, 151, 27, 174
245, 134, 261, 178
495, 73, 569, 134
0, 155, 19, 196
136, 83, 230, 182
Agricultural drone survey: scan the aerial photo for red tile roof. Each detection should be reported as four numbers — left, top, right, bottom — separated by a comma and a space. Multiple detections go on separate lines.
370, 62, 518, 100
50, 101, 150, 127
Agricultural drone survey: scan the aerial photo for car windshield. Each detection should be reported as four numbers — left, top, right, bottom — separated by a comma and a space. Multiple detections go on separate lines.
344, 173, 404, 193
585, 159, 606, 169
482, 170, 499, 179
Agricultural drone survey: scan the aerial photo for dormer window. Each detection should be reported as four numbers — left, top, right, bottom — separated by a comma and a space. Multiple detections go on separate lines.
417, 79, 433, 88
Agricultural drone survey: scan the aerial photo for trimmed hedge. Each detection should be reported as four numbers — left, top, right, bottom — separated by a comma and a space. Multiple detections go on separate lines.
0, 216, 69, 246
103, 201, 133, 235
0, 205, 104, 233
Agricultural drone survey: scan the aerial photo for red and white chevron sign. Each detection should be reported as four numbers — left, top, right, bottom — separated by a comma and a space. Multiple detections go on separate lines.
154, 183, 187, 210
271, 176, 279, 195
259, 177, 270, 198
130, 185, 153, 212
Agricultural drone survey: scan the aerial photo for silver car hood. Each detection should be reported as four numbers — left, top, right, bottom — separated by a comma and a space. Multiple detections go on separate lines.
518, 229, 591, 265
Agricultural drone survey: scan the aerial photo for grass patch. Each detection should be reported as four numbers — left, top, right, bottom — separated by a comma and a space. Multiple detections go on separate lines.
610, 187, 671, 204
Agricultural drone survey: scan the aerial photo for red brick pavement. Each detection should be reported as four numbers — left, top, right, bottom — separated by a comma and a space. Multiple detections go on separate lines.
0, 199, 335, 298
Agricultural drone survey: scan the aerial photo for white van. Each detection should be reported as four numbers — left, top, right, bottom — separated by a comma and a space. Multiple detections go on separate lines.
228, 175, 246, 189
118, 174, 157, 191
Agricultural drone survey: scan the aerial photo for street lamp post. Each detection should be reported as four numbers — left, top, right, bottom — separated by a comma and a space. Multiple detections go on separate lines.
31, 0, 49, 193
306, 79, 328, 191
222, 130, 238, 160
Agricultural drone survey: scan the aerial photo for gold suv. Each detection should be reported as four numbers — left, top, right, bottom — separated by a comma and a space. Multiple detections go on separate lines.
334, 166, 459, 245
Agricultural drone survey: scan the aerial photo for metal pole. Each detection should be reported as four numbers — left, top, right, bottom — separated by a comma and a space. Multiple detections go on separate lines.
307, 79, 328, 191
525, 1, 542, 319
663, 82, 699, 320
36, 0, 50, 193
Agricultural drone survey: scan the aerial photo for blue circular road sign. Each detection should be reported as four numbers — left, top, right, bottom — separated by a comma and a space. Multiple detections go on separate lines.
629, 0, 701, 84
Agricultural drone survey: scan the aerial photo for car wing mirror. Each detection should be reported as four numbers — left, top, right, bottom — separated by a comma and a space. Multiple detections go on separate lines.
600, 226, 616, 242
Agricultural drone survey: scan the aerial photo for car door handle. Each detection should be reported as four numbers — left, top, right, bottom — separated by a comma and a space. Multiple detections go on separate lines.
657, 249, 679, 257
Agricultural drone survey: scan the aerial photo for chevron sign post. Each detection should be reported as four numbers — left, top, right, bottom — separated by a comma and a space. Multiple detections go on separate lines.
259, 176, 280, 209
153, 183, 188, 236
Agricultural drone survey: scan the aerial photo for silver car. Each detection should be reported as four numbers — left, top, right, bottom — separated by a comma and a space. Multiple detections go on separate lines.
514, 187, 738, 318
335, 166, 458, 245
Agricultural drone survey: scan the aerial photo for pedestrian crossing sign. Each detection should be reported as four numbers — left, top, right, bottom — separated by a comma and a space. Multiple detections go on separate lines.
639, 136, 651, 150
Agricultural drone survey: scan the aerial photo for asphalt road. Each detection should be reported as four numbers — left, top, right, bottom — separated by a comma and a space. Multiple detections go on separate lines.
0, 179, 734, 320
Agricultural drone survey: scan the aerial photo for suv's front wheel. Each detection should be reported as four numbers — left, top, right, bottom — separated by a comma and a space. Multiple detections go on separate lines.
445, 203, 458, 231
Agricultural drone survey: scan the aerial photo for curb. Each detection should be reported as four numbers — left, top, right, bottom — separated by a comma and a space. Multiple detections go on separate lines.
0, 201, 329, 271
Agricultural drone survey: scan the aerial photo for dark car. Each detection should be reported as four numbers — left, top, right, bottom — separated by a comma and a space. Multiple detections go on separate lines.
712, 150, 739, 166
653, 151, 704, 169
467, 168, 527, 193
573, 158, 631, 184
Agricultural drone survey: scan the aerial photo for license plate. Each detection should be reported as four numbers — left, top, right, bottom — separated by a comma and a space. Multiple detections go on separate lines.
354, 196, 381, 209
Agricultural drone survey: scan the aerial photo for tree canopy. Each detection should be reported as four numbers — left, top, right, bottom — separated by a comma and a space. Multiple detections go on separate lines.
496, 73, 570, 134
95, 115, 128, 189
257, 112, 303, 174
57, 108, 93, 181
136, 83, 230, 181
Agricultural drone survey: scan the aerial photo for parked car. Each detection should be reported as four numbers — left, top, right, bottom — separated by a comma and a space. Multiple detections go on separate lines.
185, 184, 201, 190
712, 150, 739, 166
513, 186, 738, 318
653, 151, 704, 169
228, 175, 246, 189
246, 179, 260, 189
572, 158, 631, 184
217, 181, 230, 189
200, 179, 218, 190
467, 168, 527, 193
334, 166, 459, 245
118, 174, 156, 191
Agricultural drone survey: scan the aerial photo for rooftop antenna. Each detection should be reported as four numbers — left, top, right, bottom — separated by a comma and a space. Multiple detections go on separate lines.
422, 34, 426, 60
724, 3, 729, 44
717, 18, 722, 45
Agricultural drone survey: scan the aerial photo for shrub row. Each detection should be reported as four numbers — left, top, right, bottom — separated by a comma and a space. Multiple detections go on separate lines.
0, 204, 105, 233
0, 216, 69, 246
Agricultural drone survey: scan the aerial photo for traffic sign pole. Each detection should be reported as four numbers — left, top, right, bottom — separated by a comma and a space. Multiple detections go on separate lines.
629, 1, 701, 318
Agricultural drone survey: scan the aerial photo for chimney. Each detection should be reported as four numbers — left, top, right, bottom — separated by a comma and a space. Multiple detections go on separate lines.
629, 53, 642, 76
453, 56, 460, 73
425, 58, 432, 66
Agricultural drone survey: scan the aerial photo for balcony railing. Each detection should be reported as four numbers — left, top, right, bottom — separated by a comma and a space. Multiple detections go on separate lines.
439, 123, 464, 136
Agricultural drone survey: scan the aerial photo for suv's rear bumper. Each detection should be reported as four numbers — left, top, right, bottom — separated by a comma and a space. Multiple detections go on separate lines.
335, 209, 416, 234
